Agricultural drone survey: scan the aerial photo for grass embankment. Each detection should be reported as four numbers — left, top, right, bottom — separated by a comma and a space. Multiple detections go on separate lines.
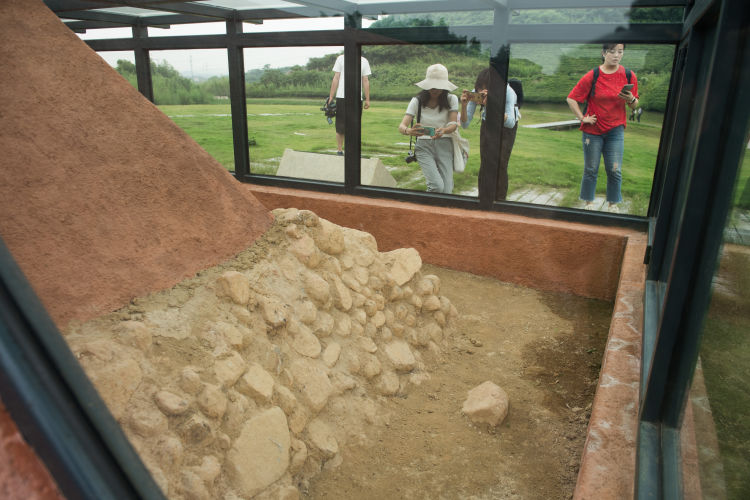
162, 98, 668, 216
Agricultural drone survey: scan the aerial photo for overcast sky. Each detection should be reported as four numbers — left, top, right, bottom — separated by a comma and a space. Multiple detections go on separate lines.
79, 17, 377, 78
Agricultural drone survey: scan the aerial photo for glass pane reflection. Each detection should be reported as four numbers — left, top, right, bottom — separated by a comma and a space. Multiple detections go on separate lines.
681, 130, 750, 498
244, 46, 345, 181
508, 43, 673, 214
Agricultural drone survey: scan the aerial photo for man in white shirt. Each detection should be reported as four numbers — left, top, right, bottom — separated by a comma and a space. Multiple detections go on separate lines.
327, 54, 372, 155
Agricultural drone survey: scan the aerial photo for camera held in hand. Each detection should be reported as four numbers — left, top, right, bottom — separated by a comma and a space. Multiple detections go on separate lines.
405, 151, 417, 164
321, 97, 336, 125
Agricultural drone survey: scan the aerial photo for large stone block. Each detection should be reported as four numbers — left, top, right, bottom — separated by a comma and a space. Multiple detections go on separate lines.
276, 149, 397, 188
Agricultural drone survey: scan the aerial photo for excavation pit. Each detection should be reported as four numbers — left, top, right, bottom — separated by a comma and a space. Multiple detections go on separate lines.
61, 212, 615, 499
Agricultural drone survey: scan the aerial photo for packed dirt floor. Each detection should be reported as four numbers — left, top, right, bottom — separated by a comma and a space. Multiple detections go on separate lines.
64, 211, 612, 500
305, 264, 612, 500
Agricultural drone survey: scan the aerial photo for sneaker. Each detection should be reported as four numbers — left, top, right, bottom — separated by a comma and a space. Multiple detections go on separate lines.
584, 202, 596, 210
607, 204, 620, 213
337, 151, 344, 156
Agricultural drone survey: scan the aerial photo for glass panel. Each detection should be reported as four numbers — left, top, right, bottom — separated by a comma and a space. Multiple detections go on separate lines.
149, 49, 234, 172
242, 17, 345, 32
244, 46, 345, 179
681, 127, 750, 498
509, 7, 683, 25
77, 27, 133, 39
508, 43, 674, 214
148, 22, 226, 37
361, 43, 485, 194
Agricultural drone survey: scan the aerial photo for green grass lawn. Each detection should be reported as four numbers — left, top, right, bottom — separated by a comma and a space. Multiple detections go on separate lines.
161, 99, 668, 216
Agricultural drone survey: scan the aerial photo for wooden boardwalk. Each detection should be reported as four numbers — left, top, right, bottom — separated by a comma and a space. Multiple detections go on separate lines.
507, 186, 633, 213
459, 186, 632, 212
522, 119, 580, 131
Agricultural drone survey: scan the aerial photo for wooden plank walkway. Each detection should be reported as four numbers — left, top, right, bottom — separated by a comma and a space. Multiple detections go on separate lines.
507, 187, 632, 213
459, 186, 633, 213
522, 119, 580, 131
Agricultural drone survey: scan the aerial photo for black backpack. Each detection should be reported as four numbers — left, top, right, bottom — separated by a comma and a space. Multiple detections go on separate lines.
582, 66, 632, 114
508, 78, 524, 108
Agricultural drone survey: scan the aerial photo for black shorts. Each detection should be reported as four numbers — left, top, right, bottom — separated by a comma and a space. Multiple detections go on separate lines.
335, 98, 364, 135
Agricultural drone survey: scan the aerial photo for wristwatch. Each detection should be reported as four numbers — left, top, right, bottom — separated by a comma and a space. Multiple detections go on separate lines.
630, 97, 637, 104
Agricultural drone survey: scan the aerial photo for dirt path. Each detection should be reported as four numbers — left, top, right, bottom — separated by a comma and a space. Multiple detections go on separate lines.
305, 264, 612, 499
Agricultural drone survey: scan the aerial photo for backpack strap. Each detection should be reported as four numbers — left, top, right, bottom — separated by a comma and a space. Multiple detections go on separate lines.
589, 67, 600, 99
584, 66, 631, 114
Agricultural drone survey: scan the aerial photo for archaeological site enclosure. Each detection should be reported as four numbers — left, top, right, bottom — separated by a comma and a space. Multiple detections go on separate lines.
1, 1, 748, 499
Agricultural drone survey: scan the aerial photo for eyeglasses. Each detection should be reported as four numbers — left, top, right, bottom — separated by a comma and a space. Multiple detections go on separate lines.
606, 50, 624, 55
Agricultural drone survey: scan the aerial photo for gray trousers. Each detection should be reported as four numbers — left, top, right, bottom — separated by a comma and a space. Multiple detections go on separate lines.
415, 137, 454, 194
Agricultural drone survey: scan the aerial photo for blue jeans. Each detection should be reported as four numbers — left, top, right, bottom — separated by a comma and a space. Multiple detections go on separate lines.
579, 126, 624, 203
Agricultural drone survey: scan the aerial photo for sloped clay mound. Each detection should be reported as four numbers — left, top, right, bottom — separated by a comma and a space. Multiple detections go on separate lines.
0, 0, 272, 327
63, 209, 457, 499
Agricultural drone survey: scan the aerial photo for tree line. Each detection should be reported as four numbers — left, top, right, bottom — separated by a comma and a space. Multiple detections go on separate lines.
114, 10, 680, 110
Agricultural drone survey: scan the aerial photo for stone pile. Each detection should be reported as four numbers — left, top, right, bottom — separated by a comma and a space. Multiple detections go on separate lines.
63, 208, 457, 499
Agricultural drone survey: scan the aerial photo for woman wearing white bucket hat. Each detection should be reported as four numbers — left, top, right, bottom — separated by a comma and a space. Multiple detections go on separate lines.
398, 64, 460, 193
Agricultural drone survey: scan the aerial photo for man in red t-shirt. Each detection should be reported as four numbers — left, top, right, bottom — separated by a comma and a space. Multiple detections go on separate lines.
566, 43, 640, 213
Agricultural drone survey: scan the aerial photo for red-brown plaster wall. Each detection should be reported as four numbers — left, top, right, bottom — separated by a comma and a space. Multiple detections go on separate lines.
246, 185, 636, 301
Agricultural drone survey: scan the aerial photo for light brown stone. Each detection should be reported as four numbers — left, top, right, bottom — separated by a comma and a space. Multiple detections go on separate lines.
377, 371, 400, 396
289, 359, 332, 412
322, 342, 341, 367
422, 295, 441, 311
128, 407, 168, 437
259, 297, 288, 328
215, 351, 246, 387
384, 340, 417, 372
197, 384, 227, 419
306, 419, 339, 458
237, 363, 275, 402
303, 271, 330, 305
227, 407, 290, 497
461, 381, 509, 427
288, 234, 321, 268
330, 275, 353, 311
383, 248, 422, 286
361, 354, 382, 379
179, 367, 203, 395
154, 390, 190, 416
216, 271, 251, 305
290, 324, 322, 358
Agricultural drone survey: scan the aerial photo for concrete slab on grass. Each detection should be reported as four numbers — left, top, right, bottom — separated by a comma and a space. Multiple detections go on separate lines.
277, 149, 397, 188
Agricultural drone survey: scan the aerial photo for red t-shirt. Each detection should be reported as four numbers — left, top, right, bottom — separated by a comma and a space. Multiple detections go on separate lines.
568, 65, 639, 135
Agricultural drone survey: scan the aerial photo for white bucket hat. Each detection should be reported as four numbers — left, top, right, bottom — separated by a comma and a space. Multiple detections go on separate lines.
416, 64, 457, 91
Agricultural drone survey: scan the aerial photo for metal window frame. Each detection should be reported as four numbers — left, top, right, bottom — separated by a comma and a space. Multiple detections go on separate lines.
637, 0, 750, 497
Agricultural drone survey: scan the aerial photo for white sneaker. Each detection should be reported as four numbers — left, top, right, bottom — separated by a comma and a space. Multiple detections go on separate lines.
607, 204, 620, 213
584, 202, 596, 210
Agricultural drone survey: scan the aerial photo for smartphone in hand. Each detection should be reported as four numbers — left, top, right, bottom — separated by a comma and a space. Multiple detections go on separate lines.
621, 84, 634, 93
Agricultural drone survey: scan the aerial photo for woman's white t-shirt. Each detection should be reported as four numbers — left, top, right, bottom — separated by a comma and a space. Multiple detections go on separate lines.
405, 94, 459, 139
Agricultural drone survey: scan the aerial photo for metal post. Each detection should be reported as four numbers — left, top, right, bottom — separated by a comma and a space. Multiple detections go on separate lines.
343, 11, 363, 192
226, 15, 249, 177
132, 23, 154, 102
